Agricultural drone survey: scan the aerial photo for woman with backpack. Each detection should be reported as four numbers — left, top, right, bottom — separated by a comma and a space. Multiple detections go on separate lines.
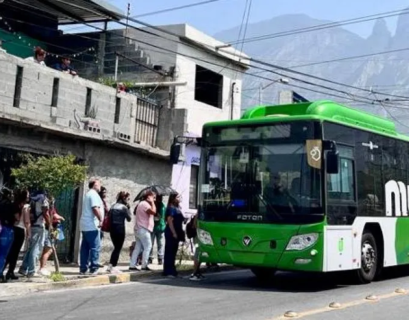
163, 192, 185, 278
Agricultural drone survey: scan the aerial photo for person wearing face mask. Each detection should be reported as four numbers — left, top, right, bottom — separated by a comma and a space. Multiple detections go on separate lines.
129, 190, 156, 271
107, 191, 132, 274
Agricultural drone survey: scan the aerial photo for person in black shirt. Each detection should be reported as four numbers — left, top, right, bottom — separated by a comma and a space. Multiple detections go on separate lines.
107, 191, 131, 274
0, 190, 16, 282
54, 57, 77, 76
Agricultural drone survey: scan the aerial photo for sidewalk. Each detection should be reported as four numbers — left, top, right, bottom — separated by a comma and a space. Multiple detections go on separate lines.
0, 261, 233, 298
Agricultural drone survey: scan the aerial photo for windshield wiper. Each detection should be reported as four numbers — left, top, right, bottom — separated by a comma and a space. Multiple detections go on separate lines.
257, 193, 283, 221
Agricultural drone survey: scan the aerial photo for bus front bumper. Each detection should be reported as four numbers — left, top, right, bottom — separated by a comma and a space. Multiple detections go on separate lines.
196, 223, 324, 272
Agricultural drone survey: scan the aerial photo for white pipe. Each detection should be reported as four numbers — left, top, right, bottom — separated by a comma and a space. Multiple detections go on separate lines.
132, 81, 187, 87
114, 55, 119, 81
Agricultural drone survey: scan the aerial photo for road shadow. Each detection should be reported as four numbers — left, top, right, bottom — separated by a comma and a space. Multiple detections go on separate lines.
144, 265, 409, 294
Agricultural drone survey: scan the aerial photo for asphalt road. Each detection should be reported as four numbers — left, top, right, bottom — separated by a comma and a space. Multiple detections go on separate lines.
2, 267, 409, 320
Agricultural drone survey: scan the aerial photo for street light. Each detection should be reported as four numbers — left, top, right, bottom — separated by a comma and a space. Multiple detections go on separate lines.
259, 78, 289, 104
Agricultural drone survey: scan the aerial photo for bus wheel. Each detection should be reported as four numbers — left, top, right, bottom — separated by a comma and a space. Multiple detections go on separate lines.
357, 232, 378, 284
251, 267, 276, 282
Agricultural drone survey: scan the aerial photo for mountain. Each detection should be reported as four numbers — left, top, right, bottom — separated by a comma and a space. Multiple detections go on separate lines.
214, 11, 409, 134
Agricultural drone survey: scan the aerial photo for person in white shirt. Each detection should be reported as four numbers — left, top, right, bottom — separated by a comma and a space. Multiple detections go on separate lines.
79, 179, 104, 275
25, 47, 46, 66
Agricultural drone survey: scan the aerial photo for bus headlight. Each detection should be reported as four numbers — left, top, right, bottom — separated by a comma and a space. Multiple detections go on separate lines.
197, 228, 214, 246
286, 233, 318, 251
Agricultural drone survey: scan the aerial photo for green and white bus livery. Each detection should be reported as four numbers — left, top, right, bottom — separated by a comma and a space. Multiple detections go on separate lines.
195, 100, 409, 284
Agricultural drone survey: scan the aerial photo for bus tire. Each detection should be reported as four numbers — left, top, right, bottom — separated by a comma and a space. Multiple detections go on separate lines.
251, 267, 276, 282
356, 231, 378, 284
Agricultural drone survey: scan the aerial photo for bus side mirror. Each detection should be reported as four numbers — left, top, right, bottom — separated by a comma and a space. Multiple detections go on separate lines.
170, 144, 181, 164
326, 151, 339, 174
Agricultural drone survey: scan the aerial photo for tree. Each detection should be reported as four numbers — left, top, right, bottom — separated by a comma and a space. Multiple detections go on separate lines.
11, 153, 88, 275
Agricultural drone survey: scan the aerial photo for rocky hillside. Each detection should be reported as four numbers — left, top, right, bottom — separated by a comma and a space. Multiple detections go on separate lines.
215, 10, 409, 133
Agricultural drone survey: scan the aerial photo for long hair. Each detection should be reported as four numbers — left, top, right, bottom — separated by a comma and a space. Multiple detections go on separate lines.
15, 189, 29, 205
141, 190, 155, 201
117, 191, 130, 203
167, 192, 179, 208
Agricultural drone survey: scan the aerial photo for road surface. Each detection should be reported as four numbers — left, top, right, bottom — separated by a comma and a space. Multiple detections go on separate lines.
2, 268, 409, 320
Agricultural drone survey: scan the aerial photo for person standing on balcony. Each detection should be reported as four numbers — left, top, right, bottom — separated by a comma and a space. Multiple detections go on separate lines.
54, 56, 77, 76
79, 179, 104, 275
25, 47, 46, 66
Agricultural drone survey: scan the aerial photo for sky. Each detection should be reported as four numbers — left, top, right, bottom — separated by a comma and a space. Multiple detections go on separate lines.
93, 0, 409, 38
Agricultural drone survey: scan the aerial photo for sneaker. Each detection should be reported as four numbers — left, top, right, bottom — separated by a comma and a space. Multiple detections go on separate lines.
39, 268, 51, 276
27, 272, 41, 278
18, 269, 27, 277
189, 274, 202, 281
129, 267, 139, 271
109, 267, 122, 275
89, 270, 99, 276
6, 273, 19, 281
197, 273, 205, 279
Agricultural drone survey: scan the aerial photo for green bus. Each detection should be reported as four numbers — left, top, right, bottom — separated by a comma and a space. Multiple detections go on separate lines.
195, 100, 409, 284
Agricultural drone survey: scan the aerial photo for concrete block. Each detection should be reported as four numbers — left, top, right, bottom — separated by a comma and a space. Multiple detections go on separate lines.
55, 117, 70, 127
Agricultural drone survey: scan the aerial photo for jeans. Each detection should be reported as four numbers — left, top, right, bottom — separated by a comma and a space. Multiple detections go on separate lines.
130, 228, 152, 269
80, 230, 101, 273
163, 229, 179, 276
109, 230, 125, 267
19, 226, 44, 275
4, 227, 25, 274
0, 225, 14, 275
150, 230, 165, 260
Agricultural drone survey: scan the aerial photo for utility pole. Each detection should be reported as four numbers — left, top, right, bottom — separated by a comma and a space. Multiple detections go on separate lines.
125, 3, 131, 37
259, 78, 289, 105
230, 82, 236, 120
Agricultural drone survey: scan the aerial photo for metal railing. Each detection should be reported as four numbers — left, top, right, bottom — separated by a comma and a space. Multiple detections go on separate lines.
134, 97, 159, 147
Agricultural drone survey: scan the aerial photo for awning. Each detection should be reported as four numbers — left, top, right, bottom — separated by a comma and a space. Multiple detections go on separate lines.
9, 0, 124, 24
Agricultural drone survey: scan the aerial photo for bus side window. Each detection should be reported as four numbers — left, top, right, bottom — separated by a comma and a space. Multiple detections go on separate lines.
327, 146, 355, 202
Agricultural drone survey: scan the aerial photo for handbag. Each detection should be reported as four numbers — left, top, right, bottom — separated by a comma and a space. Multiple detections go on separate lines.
101, 211, 111, 232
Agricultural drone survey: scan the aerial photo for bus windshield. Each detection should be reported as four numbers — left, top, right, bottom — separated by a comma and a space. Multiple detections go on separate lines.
199, 121, 324, 224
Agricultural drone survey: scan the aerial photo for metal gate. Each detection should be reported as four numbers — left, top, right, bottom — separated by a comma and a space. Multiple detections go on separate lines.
55, 187, 79, 263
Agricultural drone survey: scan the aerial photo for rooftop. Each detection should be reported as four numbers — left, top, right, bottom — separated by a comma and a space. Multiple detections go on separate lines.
6, 0, 124, 24
141, 24, 251, 69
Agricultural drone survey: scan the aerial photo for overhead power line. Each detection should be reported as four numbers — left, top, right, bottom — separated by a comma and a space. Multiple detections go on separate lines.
11, 1, 409, 105
133, 0, 225, 18
250, 57, 409, 100
227, 8, 409, 45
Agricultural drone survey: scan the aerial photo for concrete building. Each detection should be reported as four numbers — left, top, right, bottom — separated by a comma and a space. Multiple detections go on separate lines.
119, 24, 250, 215
0, 50, 174, 263
66, 23, 250, 215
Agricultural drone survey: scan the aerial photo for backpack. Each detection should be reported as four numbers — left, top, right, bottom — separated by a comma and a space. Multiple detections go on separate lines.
186, 215, 197, 239
30, 199, 42, 225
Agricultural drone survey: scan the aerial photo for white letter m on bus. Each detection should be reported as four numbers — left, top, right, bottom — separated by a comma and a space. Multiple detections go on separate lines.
385, 180, 408, 217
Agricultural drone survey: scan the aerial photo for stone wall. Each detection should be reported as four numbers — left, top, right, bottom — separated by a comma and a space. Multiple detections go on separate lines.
83, 143, 172, 264
0, 50, 168, 151
0, 50, 175, 265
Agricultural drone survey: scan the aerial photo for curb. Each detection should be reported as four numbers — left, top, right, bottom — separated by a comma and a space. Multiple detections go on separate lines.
0, 265, 237, 298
